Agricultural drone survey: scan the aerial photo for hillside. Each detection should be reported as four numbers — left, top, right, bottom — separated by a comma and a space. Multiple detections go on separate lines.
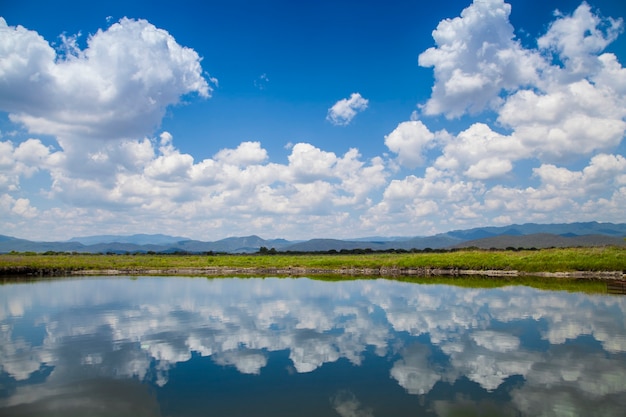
453, 233, 626, 249
0, 221, 624, 254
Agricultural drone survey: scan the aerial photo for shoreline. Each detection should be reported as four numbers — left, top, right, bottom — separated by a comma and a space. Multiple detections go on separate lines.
3, 266, 624, 279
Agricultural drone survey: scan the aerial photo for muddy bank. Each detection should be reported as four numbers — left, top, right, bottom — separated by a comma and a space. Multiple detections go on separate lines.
1, 265, 624, 279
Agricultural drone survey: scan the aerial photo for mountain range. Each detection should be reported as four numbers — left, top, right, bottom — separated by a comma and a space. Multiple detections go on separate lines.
1, 222, 625, 254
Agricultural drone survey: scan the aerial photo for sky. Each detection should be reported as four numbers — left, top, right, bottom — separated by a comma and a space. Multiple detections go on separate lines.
1, 0, 625, 241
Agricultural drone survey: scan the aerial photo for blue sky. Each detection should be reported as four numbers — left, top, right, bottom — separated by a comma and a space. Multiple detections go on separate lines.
1, 0, 625, 241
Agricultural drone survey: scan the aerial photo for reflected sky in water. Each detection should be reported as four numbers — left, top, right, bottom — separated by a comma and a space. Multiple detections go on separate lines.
1, 277, 625, 416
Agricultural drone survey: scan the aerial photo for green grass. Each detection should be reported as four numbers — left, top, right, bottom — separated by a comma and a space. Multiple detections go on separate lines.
1, 246, 624, 273
2, 248, 623, 295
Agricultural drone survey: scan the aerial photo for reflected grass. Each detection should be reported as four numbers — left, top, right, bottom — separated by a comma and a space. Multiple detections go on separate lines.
0, 273, 613, 295
386, 275, 611, 294
308, 274, 611, 294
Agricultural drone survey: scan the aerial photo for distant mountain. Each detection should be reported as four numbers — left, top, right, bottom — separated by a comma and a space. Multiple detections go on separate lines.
453, 233, 626, 249
67, 233, 189, 245
1, 221, 624, 254
79, 242, 169, 254
348, 236, 410, 242
0, 235, 296, 254
173, 235, 290, 253
0, 236, 85, 253
211, 235, 275, 252
282, 239, 386, 252
393, 235, 463, 250
280, 235, 465, 252
443, 222, 626, 239
0, 235, 19, 243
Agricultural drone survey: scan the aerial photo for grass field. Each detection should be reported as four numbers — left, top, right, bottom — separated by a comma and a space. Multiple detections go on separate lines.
1, 247, 624, 294
1, 246, 624, 274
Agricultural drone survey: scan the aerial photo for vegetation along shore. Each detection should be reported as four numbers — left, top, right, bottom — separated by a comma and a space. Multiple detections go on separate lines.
1, 247, 624, 280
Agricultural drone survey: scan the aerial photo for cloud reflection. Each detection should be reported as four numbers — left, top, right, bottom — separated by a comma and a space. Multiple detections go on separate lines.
0, 277, 625, 415
331, 390, 374, 417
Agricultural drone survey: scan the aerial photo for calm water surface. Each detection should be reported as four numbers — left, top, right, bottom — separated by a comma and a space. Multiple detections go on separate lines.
1, 276, 625, 416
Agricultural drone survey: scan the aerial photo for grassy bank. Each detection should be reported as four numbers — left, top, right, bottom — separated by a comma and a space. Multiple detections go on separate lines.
1, 246, 624, 275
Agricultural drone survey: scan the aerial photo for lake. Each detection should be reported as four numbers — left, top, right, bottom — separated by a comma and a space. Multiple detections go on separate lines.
1, 276, 625, 416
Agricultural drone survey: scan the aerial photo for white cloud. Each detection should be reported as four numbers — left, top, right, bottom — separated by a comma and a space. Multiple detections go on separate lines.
1, 2, 626, 240
416, 0, 626, 166
595, 53, 626, 93
364, 148, 626, 236
480, 153, 626, 219
144, 153, 193, 181
360, 167, 487, 234
499, 81, 626, 161
434, 123, 524, 179
533, 153, 626, 198
214, 141, 269, 166
0, 17, 213, 143
327, 93, 369, 126
287, 143, 338, 181
0, 133, 393, 238
0, 194, 38, 220
11, 197, 37, 218
537, 2, 623, 76
384, 121, 436, 169
365, 0, 626, 236
418, 0, 544, 118
334, 151, 388, 206
0, 139, 55, 192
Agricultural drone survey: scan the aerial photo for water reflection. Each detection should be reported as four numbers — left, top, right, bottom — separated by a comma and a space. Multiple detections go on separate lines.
1, 277, 625, 416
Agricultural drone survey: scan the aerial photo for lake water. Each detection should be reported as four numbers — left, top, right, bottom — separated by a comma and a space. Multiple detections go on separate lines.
1, 276, 625, 416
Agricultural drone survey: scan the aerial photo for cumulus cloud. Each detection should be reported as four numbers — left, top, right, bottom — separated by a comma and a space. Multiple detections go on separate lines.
418, 0, 543, 118
476, 153, 626, 221
434, 123, 524, 179
367, 147, 626, 234
501, 85, 626, 162
537, 2, 623, 77
288, 143, 338, 180
144, 133, 194, 181
214, 141, 269, 166
1, 1, 626, 240
414, 0, 626, 166
0, 138, 56, 192
327, 93, 369, 126
376, 0, 626, 233
0, 132, 391, 238
384, 121, 436, 168
385, 0, 626, 188
362, 167, 484, 234
533, 154, 626, 196
0, 17, 213, 143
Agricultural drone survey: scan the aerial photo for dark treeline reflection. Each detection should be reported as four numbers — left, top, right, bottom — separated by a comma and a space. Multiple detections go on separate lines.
1, 277, 625, 416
